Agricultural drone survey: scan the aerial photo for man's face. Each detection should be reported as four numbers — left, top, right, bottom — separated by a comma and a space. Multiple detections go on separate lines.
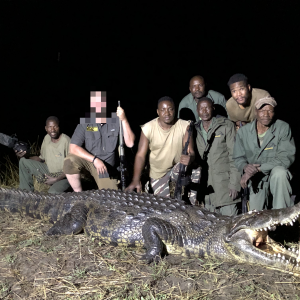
256, 104, 275, 127
229, 81, 251, 106
197, 101, 213, 121
157, 101, 175, 125
189, 77, 206, 99
45, 121, 60, 139
90, 91, 107, 123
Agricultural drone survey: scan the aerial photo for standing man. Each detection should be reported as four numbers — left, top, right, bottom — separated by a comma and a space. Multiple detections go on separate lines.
226, 74, 270, 129
17, 116, 71, 194
126, 96, 200, 205
233, 96, 295, 210
63, 91, 135, 192
178, 75, 227, 121
195, 98, 241, 216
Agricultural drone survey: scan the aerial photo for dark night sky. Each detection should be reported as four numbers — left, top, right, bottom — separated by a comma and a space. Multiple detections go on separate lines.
1, 1, 299, 171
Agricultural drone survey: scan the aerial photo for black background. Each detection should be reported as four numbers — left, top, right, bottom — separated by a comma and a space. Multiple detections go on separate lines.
1, 1, 299, 186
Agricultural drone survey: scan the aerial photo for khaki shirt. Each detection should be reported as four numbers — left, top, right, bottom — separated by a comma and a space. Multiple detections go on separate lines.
226, 88, 270, 122
39, 133, 70, 173
142, 118, 189, 179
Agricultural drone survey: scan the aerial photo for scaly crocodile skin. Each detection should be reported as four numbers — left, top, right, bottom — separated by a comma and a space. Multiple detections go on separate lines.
1, 188, 300, 276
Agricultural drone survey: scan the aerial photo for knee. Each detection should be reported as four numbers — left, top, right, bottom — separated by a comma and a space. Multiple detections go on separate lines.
19, 157, 27, 168
63, 154, 80, 174
270, 166, 288, 180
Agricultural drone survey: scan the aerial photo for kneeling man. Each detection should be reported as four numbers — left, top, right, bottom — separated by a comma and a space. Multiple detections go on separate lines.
195, 98, 241, 216
233, 96, 295, 210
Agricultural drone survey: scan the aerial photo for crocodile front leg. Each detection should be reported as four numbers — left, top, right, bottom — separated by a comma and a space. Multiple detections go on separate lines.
142, 217, 183, 263
46, 203, 88, 235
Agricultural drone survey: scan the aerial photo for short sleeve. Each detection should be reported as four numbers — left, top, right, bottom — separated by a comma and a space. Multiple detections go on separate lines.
141, 120, 153, 141
64, 135, 71, 157
70, 124, 86, 147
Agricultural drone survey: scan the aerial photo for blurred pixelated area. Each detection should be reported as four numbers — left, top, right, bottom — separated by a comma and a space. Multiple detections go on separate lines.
80, 91, 118, 124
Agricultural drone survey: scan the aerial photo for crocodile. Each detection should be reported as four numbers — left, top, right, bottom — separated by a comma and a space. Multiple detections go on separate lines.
1, 187, 300, 276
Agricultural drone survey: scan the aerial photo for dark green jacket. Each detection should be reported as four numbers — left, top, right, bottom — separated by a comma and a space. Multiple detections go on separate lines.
233, 119, 295, 184
195, 116, 241, 207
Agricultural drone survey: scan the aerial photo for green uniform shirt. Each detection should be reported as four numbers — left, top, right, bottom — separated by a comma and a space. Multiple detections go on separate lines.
178, 90, 228, 121
233, 119, 295, 178
200, 118, 215, 143
195, 116, 241, 207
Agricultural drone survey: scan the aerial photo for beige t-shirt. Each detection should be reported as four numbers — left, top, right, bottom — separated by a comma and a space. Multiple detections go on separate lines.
39, 133, 71, 173
226, 88, 270, 122
142, 118, 189, 179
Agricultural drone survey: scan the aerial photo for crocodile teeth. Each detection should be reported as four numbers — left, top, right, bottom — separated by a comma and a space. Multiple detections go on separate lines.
278, 253, 281, 257
264, 228, 267, 231
259, 229, 262, 231
282, 255, 285, 260
292, 248, 295, 252
268, 227, 271, 230
297, 264, 299, 267
288, 248, 291, 251
297, 250, 299, 254
290, 221, 293, 226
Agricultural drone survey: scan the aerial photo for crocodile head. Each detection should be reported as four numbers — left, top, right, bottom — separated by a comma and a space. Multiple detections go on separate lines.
223, 202, 300, 276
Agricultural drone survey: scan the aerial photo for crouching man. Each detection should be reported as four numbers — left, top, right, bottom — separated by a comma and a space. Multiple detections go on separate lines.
63, 92, 135, 192
126, 96, 200, 205
17, 116, 71, 194
195, 98, 241, 216
233, 96, 295, 210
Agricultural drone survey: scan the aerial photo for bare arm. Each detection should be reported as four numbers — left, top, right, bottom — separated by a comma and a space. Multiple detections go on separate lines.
117, 107, 135, 148
125, 131, 149, 192
180, 124, 195, 166
122, 119, 135, 148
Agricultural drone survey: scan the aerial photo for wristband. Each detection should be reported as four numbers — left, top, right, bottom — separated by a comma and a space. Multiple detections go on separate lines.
92, 156, 98, 164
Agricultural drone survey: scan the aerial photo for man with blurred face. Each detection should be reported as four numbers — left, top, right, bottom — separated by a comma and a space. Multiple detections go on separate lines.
63, 91, 135, 192
195, 98, 241, 216
126, 96, 201, 205
17, 116, 71, 193
226, 74, 270, 128
233, 97, 295, 210
178, 75, 227, 121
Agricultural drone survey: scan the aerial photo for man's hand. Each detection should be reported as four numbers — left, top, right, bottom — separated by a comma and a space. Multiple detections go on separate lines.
180, 154, 191, 166
117, 106, 127, 121
240, 173, 251, 189
229, 189, 239, 200
15, 150, 26, 158
44, 174, 58, 186
94, 158, 108, 175
125, 180, 142, 193
243, 164, 260, 177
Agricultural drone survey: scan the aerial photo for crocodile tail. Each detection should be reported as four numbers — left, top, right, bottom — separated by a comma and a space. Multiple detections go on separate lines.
0, 188, 69, 223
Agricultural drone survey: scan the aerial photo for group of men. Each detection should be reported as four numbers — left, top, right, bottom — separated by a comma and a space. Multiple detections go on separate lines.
16, 73, 296, 216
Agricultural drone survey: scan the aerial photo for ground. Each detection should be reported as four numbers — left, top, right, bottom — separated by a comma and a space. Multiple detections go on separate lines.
1, 211, 300, 299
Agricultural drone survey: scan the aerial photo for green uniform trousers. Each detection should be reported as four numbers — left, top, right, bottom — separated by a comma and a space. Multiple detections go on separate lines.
249, 166, 293, 211
204, 195, 238, 216
19, 158, 71, 194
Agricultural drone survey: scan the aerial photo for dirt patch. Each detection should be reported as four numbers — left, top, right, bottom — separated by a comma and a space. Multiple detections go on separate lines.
1, 211, 300, 299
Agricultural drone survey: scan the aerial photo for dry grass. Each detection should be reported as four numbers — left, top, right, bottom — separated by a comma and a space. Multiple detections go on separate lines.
0, 156, 300, 299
